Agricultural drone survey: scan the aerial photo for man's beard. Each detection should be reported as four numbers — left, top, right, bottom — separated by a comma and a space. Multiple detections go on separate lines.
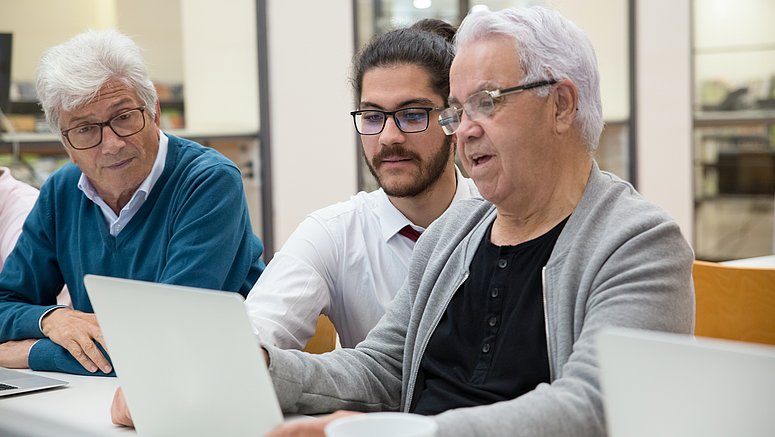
365, 137, 452, 198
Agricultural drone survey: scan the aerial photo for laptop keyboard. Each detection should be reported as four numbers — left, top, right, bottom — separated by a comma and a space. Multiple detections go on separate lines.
0, 383, 19, 390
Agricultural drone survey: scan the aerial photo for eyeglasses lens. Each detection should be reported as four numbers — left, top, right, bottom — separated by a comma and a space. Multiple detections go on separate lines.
67, 108, 145, 150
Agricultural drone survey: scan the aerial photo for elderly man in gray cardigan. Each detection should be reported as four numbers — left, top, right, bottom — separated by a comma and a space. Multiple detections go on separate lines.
116, 6, 695, 437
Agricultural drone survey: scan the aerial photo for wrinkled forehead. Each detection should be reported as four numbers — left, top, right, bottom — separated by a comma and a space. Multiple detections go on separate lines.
449, 37, 523, 103
59, 81, 141, 126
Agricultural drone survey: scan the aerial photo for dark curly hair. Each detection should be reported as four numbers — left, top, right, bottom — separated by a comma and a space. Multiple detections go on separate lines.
351, 18, 456, 105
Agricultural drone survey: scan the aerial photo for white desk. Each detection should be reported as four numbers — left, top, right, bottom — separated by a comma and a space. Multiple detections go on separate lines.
720, 255, 775, 268
0, 370, 313, 436
0, 371, 134, 437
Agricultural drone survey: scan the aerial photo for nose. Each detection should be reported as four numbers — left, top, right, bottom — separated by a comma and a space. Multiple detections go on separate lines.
453, 111, 482, 148
378, 115, 405, 146
99, 125, 125, 154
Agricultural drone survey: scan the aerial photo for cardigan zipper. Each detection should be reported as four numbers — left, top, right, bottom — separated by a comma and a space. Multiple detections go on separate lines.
542, 266, 554, 381
405, 270, 470, 410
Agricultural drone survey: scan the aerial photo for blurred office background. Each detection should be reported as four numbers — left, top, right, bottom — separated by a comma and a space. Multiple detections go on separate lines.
0, 0, 772, 261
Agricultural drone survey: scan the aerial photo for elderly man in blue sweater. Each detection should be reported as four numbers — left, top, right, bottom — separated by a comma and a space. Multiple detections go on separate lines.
0, 30, 264, 375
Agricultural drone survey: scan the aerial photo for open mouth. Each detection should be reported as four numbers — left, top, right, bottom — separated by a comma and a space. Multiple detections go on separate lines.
471, 154, 492, 166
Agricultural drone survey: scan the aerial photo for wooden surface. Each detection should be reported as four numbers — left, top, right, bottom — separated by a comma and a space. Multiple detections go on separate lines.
693, 260, 775, 345
302, 315, 337, 354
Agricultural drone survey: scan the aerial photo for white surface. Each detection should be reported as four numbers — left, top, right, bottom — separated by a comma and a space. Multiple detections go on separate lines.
180, 0, 258, 133
598, 327, 775, 437
84, 275, 283, 437
0, 370, 132, 437
551, 0, 629, 120
267, 1, 357, 248
0, 369, 306, 437
636, 0, 694, 242
694, 0, 775, 86
720, 255, 775, 268
325, 412, 437, 437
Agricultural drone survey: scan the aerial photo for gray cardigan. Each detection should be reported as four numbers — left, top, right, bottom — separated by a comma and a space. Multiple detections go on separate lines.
266, 164, 695, 437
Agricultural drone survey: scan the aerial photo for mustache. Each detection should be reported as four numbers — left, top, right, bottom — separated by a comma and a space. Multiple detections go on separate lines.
371, 145, 421, 168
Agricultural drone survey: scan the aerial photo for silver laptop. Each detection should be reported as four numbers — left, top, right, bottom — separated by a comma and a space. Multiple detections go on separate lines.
83, 274, 283, 437
0, 367, 68, 397
597, 328, 775, 437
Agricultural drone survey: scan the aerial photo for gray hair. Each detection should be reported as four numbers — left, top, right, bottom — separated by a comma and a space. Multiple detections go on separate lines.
456, 6, 604, 150
35, 29, 158, 136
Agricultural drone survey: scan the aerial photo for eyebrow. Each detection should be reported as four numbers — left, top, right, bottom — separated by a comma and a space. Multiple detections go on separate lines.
359, 97, 438, 110
66, 98, 138, 125
448, 82, 501, 106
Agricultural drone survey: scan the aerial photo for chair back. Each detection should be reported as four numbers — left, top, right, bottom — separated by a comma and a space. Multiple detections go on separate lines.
693, 260, 775, 345
302, 315, 337, 354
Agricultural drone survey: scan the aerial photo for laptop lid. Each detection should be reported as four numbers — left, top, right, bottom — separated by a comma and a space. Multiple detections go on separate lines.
0, 367, 68, 397
83, 274, 283, 437
598, 328, 775, 437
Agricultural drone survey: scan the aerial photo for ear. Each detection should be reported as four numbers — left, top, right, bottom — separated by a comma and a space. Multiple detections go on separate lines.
59, 138, 76, 163
153, 100, 162, 126
64, 147, 76, 164
553, 80, 578, 134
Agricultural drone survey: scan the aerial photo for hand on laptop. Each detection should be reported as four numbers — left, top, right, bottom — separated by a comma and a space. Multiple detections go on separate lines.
111, 386, 134, 428
40, 307, 112, 374
0, 339, 36, 368
265, 410, 362, 437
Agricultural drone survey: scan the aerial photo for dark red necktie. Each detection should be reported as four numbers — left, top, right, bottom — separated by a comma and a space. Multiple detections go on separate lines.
398, 225, 422, 242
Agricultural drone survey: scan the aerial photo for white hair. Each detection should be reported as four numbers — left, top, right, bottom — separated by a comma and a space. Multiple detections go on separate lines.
35, 29, 158, 136
456, 6, 604, 150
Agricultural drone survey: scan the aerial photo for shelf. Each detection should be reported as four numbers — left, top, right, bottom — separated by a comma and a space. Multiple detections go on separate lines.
695, 109, 775, 127
8, 101, 43, 115
700, 134, 770, 144
1, 129, 257, 142
7, 100, 185, 115
694, 43, 775, 55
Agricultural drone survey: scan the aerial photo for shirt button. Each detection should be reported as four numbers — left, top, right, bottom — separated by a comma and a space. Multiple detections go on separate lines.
498, 259, 508, 269
488, 316, 497, 327
482, 343, 491, 353
490, 288, 499, 298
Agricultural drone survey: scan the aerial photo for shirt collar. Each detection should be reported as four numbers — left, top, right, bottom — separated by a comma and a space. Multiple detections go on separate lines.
377, 165, 469, 243
376, 189, 419, 244
77, 130, 169, 212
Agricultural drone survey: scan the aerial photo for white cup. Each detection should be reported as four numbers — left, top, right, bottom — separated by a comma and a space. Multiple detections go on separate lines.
325, 412, 437, 437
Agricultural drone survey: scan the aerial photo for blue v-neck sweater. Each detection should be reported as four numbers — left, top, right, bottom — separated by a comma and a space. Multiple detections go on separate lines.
0, 134, 264, 374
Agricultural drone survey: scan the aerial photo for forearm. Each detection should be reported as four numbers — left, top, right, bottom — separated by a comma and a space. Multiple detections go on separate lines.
267, 345, 402, 414
0, 301, 56, 342
28, 339, 115, 376
266, 286, 413, 414
434, 389, 604, 437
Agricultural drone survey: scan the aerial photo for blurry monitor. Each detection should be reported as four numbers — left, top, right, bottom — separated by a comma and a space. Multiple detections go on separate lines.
0, 33, 10, 113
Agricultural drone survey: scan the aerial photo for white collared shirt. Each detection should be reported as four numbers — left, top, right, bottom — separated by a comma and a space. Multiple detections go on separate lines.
77, 131, 168, 236
0, 167, 39, 269
245, 167, 480, 349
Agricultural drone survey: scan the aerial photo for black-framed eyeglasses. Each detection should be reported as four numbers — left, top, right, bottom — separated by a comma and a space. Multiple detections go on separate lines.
438, 80, 557, 135
350, 107, 443, 135
61, 106, 147, 150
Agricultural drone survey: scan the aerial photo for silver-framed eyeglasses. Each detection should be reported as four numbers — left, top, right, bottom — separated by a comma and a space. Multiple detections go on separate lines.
350, 107, 444, 135
61, 106, 147, 150
438, 80, 557, 135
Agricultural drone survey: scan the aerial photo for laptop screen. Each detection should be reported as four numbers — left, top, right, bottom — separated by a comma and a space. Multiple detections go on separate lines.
598, 328, 775, 437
